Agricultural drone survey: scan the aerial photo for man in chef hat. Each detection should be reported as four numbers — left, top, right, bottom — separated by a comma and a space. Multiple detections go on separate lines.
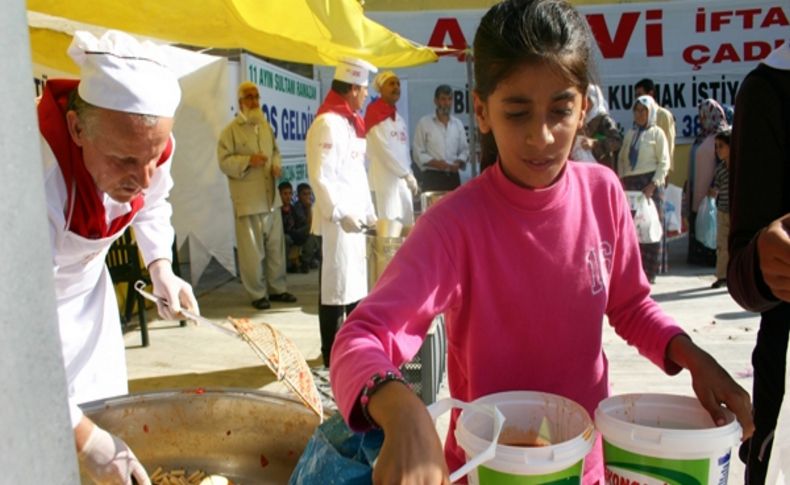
37, 30, 198, 485
364, 70, 419, 226
306, 58, 378, 368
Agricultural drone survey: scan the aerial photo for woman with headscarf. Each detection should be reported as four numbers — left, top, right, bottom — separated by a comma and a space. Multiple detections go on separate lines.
687, 98, 729, 266
618, 95, 671, 283
574, 84, 623, 170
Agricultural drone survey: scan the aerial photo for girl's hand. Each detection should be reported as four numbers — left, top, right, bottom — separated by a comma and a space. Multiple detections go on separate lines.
369, 382, 450, 485
666, 335, 754, 440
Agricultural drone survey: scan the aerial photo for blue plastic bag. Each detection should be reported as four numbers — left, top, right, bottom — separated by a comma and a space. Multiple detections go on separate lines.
695, 196, 717, 250
289, 413, 384, 484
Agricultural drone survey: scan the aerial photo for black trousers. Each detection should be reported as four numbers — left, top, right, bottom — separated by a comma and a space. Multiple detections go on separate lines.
420, 170, 460, 192
742, 304, 790, 485
317, 261, 360, 367
318, 301, 358, 368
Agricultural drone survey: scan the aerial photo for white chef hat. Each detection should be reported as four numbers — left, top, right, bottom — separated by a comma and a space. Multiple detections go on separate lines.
373, 70, 398, 93
333, 57, 378, 87
68, 30, 181, 117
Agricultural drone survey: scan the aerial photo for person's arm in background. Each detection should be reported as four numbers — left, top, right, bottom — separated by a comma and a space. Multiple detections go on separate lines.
692, 137, 717, 210
268, 120, 282, 179
648, 128, 670, 193
217, 122, 266, 179
657, 108, 676, 170
616, 130, 632, 178
412, 118, 456, 172
728, 68, 790, 311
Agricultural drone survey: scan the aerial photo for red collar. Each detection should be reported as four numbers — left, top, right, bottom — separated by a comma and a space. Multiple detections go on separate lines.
363, 98, 396, 134
316, 90, 366, 138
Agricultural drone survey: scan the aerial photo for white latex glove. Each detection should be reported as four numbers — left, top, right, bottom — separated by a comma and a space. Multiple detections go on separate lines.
78, 425, 150, 485
148, 259, 199, 320
339, 215, 364, 233
404, 173, 420, 196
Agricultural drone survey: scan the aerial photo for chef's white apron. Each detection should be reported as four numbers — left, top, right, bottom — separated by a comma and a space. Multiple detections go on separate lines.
54, 207, 128, 417
320, 135, 369, 306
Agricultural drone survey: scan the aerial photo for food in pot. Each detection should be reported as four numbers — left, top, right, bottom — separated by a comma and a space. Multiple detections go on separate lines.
149, 466, 236, 485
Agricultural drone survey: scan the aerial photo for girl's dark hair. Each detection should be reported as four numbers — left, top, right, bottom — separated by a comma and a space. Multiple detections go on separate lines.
715, 128, 731, 145
474, 0, 595, 170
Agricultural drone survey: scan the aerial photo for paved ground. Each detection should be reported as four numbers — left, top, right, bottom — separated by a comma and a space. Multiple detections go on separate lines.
123, 236, 759, 483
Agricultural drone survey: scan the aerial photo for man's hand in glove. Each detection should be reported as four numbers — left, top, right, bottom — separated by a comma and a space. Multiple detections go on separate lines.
340, 215, 364, 233
77, 418, 150, 485
148, 259, 199, 320
404, 173, 420, 196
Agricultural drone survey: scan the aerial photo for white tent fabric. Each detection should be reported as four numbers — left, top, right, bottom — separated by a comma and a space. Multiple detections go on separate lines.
166, 49, 236, 285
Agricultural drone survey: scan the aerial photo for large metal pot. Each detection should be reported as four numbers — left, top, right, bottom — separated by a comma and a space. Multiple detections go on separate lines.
366, 234, 404, 289
419, 191, 448, 214
79, 388, 320, 484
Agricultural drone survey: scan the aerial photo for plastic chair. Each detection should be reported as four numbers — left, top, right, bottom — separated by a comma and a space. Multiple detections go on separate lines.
105, 227, 149, 346
105, 228, 185, 347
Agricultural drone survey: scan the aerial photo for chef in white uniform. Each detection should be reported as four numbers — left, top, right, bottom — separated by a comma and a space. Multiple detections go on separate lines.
37, 31, 197, 484
364, 70, 419, 225
306, 58, 377, 367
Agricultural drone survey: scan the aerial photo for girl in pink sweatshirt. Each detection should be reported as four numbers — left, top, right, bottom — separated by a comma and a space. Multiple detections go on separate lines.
330, 1, 754, 483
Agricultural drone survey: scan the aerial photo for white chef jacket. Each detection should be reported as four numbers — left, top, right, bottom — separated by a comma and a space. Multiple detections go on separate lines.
366, 112, 414, 224
412, 113, 469, 172
41, 136, 175, 427
306, 112, 375, 305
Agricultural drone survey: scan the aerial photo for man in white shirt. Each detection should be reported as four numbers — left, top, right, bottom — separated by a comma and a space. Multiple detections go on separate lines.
412, 84, 469, 191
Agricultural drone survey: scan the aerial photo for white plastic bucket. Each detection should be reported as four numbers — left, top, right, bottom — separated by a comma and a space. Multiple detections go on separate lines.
450, 391, 595, 484
595, 393, 742, 485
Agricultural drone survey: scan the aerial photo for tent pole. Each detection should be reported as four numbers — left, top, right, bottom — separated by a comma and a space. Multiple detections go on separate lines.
465, 49, 478, 178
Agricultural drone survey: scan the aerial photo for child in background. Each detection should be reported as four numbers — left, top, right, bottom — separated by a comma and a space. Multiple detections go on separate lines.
709, 128, 732, 289
329, 1, 754, 483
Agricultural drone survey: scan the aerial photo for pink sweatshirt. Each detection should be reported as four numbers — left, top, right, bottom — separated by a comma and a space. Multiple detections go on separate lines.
330, 160, 685, 483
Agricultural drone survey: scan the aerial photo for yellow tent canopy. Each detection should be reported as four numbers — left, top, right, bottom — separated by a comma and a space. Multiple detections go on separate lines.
28, 0, 438, 70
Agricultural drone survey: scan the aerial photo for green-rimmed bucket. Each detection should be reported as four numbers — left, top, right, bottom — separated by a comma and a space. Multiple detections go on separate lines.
433, 391, 595, 484
595, 393, 741, 485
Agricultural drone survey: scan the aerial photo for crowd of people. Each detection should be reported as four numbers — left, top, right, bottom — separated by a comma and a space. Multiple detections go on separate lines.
32, 0, 789, 483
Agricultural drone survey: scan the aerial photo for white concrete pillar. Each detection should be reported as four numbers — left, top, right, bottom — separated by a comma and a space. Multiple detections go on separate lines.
0, 2, 80, 482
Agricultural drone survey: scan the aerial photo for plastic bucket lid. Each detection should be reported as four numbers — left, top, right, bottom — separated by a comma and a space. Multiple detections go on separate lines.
455, 391, 595, 477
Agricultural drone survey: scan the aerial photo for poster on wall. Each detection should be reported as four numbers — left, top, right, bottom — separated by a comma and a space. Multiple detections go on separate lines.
241, 54, 321, 186
366, 0, 788, 143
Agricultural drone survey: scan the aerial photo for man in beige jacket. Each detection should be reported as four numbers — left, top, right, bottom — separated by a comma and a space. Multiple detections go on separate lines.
218, 81, 296, 309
